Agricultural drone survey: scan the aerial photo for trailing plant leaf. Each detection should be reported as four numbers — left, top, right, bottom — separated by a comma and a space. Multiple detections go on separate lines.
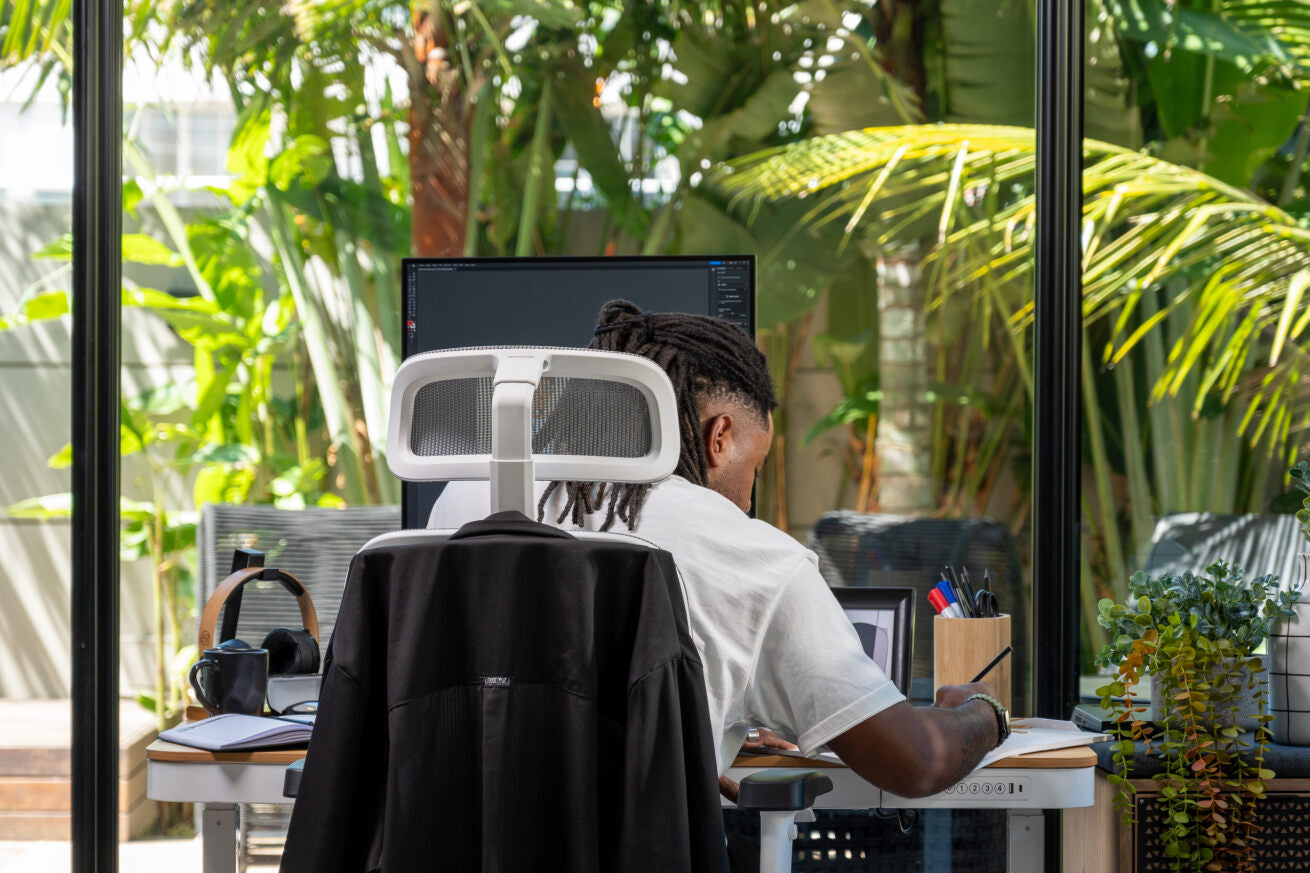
1097, 562, 1301, 871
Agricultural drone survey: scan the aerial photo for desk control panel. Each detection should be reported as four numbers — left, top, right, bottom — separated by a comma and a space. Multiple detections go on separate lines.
882, 768, 1091, 810
724, 761, 1095, 811
938, 775, 1032, 800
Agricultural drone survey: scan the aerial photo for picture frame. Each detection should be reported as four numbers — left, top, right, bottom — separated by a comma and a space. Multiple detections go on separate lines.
830, 587, 915, 695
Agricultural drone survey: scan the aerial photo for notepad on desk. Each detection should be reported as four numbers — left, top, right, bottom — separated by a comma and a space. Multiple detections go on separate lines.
159, 713, 313, 751
975, 717, 1109, 769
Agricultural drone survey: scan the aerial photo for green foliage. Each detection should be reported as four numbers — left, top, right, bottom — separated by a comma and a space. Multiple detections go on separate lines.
1290, 461, 1310, 543
1098, 563, 1300, 661
1095, 563, 1302, 872
1104, 0, 1310, 87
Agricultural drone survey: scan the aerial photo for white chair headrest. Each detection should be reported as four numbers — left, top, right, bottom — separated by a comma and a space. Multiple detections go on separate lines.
387, 347, 680, 515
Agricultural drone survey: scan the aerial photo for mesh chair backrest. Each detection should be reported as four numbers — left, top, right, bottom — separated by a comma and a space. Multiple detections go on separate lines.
388, 347, 678, 488
807, 511, 1027, 708
1144, 513, 1304, 587
197, 504, 401, 650
409, 375, 654, 460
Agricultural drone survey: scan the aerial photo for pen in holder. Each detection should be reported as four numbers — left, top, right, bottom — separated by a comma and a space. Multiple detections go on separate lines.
933, 614, 1012, 711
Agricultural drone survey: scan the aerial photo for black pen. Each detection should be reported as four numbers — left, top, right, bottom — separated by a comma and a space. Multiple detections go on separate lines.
946, 566, 974, 618
970, 645, 1012, 683
960, 567, 977, 611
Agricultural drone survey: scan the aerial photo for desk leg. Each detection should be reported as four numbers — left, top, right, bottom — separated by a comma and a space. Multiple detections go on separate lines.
201, 803, 238, 873
1008, 810, 1044, 873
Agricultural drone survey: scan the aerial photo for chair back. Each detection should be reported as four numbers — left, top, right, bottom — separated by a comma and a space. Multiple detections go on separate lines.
808, 511, 1027, 708
1144, 512, 1305, 588
196, 503, 400, 650
388, 347, 680, 514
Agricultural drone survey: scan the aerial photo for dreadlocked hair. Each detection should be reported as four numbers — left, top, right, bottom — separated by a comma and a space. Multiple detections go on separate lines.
537, 299, 778, 532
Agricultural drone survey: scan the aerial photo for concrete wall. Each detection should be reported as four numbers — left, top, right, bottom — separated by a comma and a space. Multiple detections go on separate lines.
0, 200, 193, 698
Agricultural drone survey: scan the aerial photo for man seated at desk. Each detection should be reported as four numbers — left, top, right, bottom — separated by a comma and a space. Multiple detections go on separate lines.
432, 300, 1007, 803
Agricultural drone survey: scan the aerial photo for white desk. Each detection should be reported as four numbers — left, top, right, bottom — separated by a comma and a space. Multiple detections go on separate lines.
727, 746, 1096, 872
147, 741, 301, 873
148, 741, 1096, 873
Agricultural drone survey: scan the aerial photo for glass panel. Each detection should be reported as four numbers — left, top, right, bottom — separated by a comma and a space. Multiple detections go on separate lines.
0, 0, 84, 852
0, 62, 70, 660
711, 3, 1038, 868
1077, 2, 1310, 680
3, 0, 1055, 867
119, 1, 413, 864
1080, 2, 1310, 869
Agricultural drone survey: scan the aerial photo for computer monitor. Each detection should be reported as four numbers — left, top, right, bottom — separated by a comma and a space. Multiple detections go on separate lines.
401, 255, 756, 527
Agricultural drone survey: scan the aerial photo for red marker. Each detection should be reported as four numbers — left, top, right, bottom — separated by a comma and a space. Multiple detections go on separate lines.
928, 587, 965, 619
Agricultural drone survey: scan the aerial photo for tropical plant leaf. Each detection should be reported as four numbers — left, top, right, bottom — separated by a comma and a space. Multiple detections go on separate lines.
0, 0, 71, 68
807, 60, 921, 135
4, 492, 156, 521
1086, 0, 1144, 148
715, 123, 1310, 461
1105, 0, 1304, 82
939, 0, 1034, 126
31, 232, 183, 266
268, 134, 332, 191
551, 61, 648, 238
0, 289, 67, 330
803, 387, 882, 446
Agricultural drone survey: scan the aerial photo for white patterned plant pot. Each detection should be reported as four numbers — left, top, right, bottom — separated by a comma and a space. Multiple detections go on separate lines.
1149, 657, 1266, 732
1270, 553, 1310, 745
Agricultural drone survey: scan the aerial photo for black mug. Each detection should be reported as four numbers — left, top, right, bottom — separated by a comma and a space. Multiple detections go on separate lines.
189, 645, 269, 716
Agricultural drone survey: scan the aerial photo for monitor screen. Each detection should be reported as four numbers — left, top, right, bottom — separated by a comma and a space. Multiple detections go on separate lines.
401, 255, 756, 527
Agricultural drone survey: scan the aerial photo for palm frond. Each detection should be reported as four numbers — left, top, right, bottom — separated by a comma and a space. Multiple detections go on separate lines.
713, 123, 1310, 457
1, 0, 71, 68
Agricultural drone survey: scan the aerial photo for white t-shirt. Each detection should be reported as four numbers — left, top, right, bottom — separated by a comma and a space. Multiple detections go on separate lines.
431, 476, 905, 773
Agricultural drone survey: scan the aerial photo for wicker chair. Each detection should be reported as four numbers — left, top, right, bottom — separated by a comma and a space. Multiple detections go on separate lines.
1143, 512, 1305, 583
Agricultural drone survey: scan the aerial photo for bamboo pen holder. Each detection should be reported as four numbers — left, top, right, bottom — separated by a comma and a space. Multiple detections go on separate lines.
933, 614, 1012, 711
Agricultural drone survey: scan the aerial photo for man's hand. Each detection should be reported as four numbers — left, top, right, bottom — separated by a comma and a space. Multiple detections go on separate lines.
827, 689, 1003, 799
933, 681, 998, 709
720, 727, 802, 802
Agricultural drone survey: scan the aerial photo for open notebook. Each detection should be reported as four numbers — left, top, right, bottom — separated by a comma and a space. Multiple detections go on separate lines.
742, 718, 1107, 772
159, 713, 314, 751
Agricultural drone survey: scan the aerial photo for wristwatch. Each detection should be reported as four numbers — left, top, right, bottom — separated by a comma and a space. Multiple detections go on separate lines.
966, 693, 1011, 747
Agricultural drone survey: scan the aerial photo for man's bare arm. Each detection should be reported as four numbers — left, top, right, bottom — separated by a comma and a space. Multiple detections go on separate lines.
825, 681, 1002, 798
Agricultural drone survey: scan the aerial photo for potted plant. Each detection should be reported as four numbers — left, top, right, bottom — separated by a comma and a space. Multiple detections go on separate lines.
1096, 561, 1301, 873
1269, 461, 1310, 745
1293, 461, 1310, 539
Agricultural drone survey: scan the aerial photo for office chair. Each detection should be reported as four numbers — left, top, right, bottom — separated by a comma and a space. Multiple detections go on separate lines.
1143, 511, 1305, 584
283, 347, 830, 873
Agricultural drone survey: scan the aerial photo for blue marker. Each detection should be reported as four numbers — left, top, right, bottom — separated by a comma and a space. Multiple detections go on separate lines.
935, 581, 958, 605
934, 581, 965, 618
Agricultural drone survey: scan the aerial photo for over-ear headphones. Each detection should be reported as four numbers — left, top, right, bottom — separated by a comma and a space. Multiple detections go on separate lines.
198, 563, 321, 676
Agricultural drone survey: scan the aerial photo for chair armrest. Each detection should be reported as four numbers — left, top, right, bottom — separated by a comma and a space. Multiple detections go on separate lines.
736, 770, 833, 811
283, 759, 305, 799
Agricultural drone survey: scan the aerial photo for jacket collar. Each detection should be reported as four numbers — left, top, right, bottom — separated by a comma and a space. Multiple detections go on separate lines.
449, 510, 576, 541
